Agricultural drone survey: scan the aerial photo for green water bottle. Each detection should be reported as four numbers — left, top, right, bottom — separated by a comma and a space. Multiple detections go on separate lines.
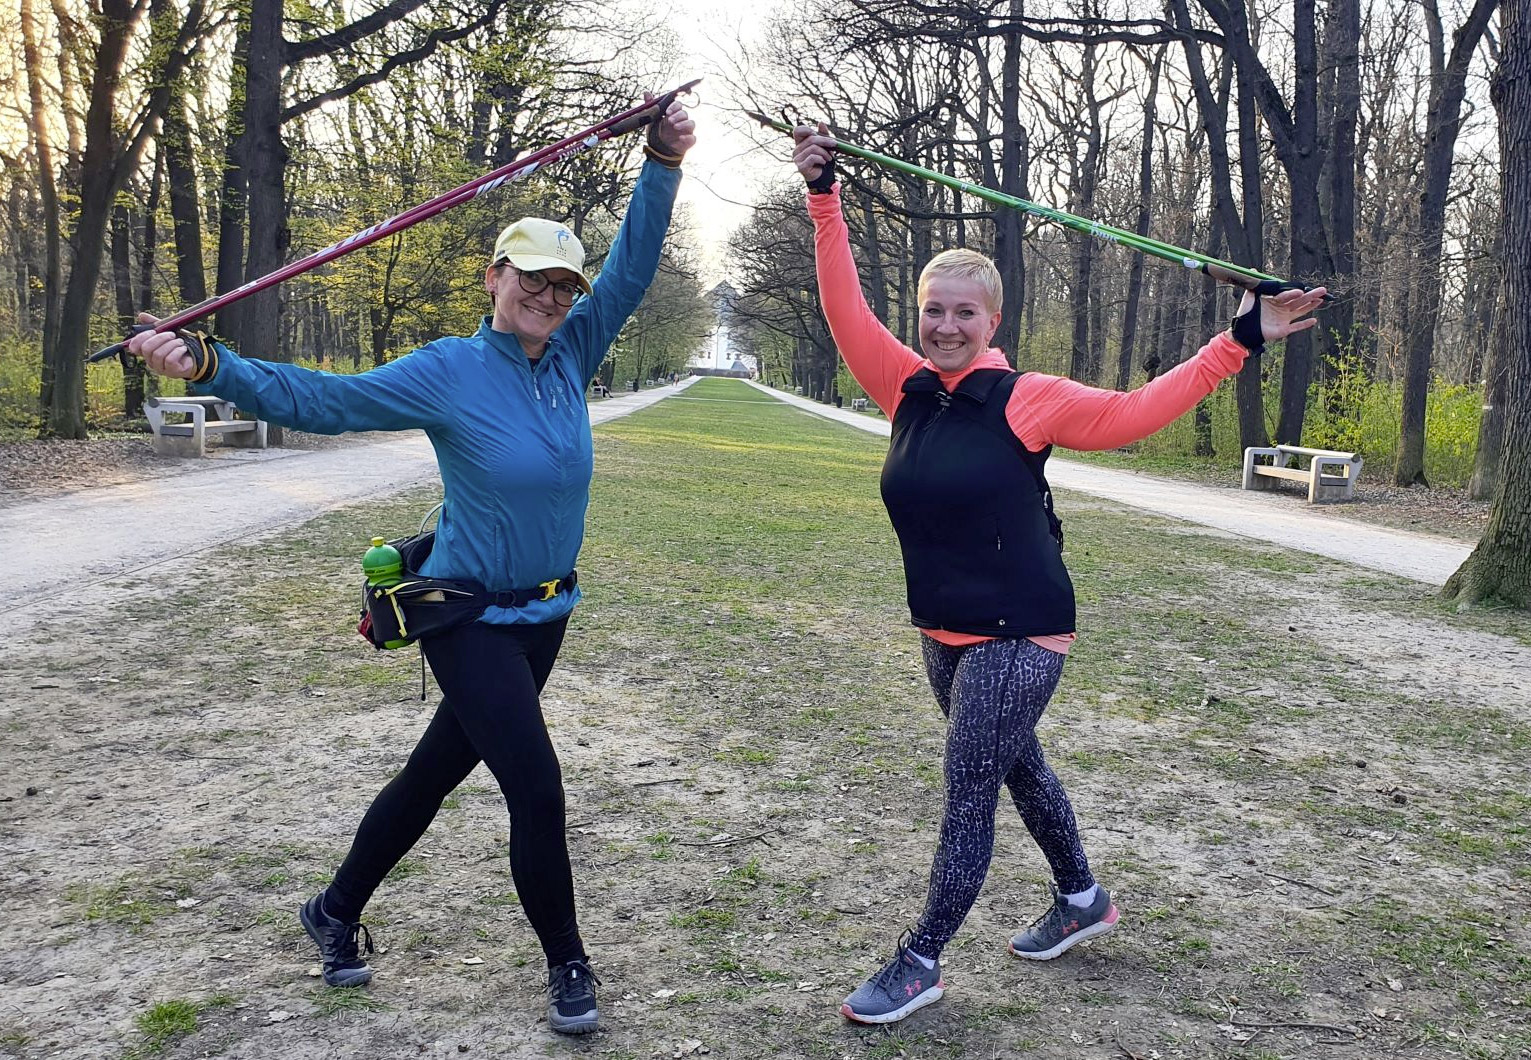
363, 537, 408, 648
363, 537, 403, 586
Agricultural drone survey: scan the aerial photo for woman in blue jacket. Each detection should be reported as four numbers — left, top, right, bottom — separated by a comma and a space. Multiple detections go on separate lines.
127, 100, 695, 1036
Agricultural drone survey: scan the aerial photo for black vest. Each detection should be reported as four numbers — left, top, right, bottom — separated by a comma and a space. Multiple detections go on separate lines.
880, 368, 1076, 637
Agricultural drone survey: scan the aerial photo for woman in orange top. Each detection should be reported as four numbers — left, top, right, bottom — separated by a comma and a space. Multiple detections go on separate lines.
792, 123, 1327, 1025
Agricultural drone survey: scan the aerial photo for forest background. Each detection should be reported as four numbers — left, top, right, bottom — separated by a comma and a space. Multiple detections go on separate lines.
0, 0, 1524, 593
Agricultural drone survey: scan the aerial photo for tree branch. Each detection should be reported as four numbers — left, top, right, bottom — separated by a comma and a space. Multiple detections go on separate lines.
284, 0, 431, 65
283, 0, 509, 123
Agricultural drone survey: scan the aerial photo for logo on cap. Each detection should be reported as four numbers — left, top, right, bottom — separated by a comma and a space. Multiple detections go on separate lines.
556, 229, 572, 256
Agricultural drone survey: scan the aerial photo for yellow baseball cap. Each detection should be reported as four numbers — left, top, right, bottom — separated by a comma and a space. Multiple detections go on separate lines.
491, 218, 593, 295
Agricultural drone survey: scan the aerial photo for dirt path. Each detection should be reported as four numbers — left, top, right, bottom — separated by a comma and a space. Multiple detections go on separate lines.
749, 381, 1473, 585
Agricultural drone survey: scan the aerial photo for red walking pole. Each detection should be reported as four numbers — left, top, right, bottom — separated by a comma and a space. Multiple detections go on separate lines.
89, 78, 700, 363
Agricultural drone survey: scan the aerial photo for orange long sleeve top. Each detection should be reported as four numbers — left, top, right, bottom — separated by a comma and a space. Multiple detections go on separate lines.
808, 186, 1251, 653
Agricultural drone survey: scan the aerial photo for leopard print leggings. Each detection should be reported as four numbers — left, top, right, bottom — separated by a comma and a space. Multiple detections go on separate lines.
910, 636, 1095, 959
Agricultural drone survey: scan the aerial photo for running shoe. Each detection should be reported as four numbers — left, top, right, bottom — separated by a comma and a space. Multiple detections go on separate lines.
548, 958, 600, 1035
1008, 884, 1119, 960
298, 890, 374, 987
840, 932, 945, 1024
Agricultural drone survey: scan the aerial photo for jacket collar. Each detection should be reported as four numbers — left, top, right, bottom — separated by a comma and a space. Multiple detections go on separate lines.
477, 316, 558, 369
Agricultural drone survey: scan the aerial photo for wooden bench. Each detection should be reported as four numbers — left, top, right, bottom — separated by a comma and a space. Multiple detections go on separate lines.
850, 397, 868, 411
145, 395, 268, 458
590, 382, 609, 399
1242, 444, 1363, 503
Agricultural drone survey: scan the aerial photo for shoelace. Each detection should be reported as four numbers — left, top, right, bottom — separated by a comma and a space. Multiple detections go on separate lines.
871, 932, 921, 990
1025, 893, 1070, 934
550, 961, 602, 1000
339, 922, 374, 961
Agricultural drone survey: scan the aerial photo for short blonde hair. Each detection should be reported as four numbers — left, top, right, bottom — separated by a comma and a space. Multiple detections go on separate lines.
918, 249, 1003, 315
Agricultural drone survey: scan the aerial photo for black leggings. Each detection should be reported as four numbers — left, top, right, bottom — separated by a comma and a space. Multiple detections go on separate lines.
325, 617, 583, 967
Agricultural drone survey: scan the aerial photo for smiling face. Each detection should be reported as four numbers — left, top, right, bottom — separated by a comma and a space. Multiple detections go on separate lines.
485, 264, 579, 357
918, 274, 1002, 373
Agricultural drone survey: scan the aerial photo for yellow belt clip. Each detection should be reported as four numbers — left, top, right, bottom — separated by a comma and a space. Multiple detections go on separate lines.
538, 579, 560, 601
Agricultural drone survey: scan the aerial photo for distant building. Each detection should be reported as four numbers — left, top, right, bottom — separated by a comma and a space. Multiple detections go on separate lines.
691, 282, 755, 378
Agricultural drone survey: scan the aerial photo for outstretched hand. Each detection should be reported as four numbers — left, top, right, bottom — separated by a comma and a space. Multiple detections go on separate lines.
125, 313, 199, 380
1234, 286, 1330, 346
792, 122, 836, 187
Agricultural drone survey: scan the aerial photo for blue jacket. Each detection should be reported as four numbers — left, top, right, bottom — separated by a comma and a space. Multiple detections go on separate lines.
198, 159, 683, 624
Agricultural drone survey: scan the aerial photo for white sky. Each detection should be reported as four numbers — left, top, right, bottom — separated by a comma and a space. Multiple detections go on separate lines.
656, 0, 792, 284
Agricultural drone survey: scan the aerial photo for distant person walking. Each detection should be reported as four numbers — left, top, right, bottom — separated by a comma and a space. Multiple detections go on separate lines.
126, 99, 695, 1036
792, 122, 1326, 1025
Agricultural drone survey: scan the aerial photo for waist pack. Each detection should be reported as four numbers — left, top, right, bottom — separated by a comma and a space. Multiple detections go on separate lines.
357, 529, 577, 650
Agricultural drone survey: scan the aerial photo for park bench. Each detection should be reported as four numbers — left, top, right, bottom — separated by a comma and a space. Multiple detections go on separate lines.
590, 382, 609, 399
1242, 444, 1363, 503
145, 395, 268, 458
850, 397, 868, 411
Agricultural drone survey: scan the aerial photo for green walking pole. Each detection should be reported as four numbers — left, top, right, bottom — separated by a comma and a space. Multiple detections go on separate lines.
748, 111, 1327, 300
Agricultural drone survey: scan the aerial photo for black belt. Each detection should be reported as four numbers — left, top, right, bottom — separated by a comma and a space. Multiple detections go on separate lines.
489, 570, 578, 608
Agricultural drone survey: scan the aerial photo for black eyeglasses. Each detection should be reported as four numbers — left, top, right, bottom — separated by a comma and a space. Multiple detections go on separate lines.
499, 264, 583, 308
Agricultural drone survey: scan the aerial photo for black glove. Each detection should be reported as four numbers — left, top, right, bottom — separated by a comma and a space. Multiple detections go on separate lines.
644, 116, 684, 169
805, 154, 836, 194
1231, 298, 1265, 355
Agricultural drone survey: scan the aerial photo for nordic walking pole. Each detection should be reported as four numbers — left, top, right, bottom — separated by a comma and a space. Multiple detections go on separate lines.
748, 111, 1326, 300
89, 79, 702, 363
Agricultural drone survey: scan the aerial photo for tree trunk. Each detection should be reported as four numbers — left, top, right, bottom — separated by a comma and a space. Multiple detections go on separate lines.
1396, 0, 1500, 484
1117, 49, 1162, 391
165, 90, 207, 306
1067, 44, 1102, 384
1274, 0, 1328, 447
111, 204, 135, 335
234, 0, 287, 361
110, 203, 147, 418
1469, 277, 1509, 499
1316, 0, 1360, 385
1195, 217, 1225, 457
992, 0, 1028, 364
125, 156, 162, 418
1444, 0, 1530, 607
20, 0, 62, 418
6, 176, 31, 334
214, 8, 251, 336
1179, 0, 1268, 449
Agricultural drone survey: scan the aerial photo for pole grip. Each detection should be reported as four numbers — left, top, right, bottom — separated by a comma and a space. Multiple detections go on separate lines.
608, 78, 702, 137
88, 323, 155, 363
1200, 262, 1333, 301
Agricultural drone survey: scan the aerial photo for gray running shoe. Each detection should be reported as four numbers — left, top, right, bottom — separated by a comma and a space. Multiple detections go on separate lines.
299, 890, 374, 987
547, 958, 600, 1035
840, 933, 945, 1025
1008, 884, 1118, 960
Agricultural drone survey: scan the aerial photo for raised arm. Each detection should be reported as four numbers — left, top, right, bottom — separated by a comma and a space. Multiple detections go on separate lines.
1008, 286, 1329, 451
795, 124, 921, 416
560, 98, 694, 384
